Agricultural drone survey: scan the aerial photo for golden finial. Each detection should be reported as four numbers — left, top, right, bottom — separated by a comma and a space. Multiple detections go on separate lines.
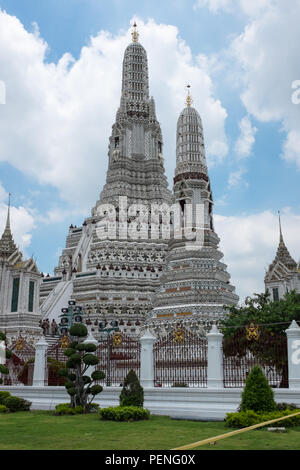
132, 22, 139, 43
185, 84, 193, 108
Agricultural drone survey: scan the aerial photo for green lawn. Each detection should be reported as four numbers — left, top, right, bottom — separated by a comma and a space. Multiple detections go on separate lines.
0, 411, 299, 450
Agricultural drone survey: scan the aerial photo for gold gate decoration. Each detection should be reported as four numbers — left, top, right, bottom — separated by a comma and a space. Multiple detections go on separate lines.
246, 323, 260, 341
113, 332, 123, 348
60, 335, 70, 349
15, 337, 24, 351
174, 328, 185, 344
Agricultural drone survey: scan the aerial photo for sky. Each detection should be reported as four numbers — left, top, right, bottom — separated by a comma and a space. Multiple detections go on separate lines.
0, 0, 299, 302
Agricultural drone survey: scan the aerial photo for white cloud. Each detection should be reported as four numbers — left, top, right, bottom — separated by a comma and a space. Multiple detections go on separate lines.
194, 0, 270, 16
0, 182, 36, 253
0, 11, 228, 212
230, 0, 300, 169
195, 0, 300, 170
227, 167, 248, 189
214, 208, 300, 301
235, 116, 257, 158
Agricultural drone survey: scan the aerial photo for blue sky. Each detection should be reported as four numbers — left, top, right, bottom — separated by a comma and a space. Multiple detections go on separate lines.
0, 0, 299, 300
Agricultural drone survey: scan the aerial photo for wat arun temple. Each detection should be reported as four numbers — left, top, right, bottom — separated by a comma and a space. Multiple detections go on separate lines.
9, 24, 300, 345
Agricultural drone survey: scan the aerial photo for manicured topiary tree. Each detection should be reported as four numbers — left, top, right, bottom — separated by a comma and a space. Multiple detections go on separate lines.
240, 365, 277, 412
58, 324, 105, 413
0, 331, 12, 385
120, 369, 144, 408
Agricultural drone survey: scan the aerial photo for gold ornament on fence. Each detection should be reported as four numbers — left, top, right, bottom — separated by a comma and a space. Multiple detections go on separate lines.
16, 337, 24, 351
113, 333, 123, 348
60, 335, 70, 349
174, 328, 185, 344
246, 323, 260, 341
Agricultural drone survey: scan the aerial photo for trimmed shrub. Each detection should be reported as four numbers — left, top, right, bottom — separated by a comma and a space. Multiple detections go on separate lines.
54, 403, 84, 416
0, 391, 11, 405
240, 366, 277, 412
225, 409, 300, 429
276, 403, 299, 411
0, 404, 8, 413
69, 324, 87, 338
120, 370, 144, 408
4, 396, 31, 412
99, 406, 150, 422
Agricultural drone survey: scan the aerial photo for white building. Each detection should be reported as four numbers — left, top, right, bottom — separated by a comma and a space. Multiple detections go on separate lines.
0, 201, 42, 345
265, 214, 300, 301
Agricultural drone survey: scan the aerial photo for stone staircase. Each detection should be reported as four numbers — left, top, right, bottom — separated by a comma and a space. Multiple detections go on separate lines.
44, 335, 60, 347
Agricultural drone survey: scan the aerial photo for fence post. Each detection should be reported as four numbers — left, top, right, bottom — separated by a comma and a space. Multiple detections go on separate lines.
286, 320, 300, 389
140, 329, 156, 388
33, 336, 48, 387
83, 332, 99, 379
207, 323, 224, 389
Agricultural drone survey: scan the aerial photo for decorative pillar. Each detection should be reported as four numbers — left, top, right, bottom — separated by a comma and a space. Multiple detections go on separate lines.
207, 323, 224, 389
140, 329, 156, 388
33, 336, 48, 387
286, 320, 300, 389
83, 332, 99, 378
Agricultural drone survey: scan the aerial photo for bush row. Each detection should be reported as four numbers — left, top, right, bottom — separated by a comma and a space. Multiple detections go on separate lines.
225, 409, 300, 429
99, 406, 150, 422
0, 391, 31, 412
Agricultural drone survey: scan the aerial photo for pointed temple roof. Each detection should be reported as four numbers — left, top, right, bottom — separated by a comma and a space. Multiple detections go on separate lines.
266, 212, 297, 278
0, 195, 18, 258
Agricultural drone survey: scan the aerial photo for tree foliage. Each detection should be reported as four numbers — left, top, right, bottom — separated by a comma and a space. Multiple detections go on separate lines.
58, 324, 105, 413
119, 369, 144, 408
0, 331, 12, 385
240, 366, 277, 412
221, 290, 300, 338
220, 290, 300, 386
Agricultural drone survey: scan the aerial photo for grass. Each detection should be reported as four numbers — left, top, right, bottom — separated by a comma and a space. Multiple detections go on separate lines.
0, 411, 299, 450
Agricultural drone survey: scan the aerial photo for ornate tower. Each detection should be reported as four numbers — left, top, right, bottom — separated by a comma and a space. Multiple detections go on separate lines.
149, 87, 239, 334
265, 212, 300, 300
0, 197, 42, 345
40, 24, 172, 336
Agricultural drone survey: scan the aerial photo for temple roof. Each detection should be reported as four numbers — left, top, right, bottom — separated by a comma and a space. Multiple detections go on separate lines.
0, 201, 18, 259
266, 213, 297, 279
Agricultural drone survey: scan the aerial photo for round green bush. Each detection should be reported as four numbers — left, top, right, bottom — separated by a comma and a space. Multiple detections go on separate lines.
4, 396, 31, 412
90, 385, 103, 396
240, 366, 277, 412
91, 370, 105, 381
0, 404, 8, 413
82, 343, 97, 353
64, 348, 77, 357
82, 354, 99, 366
0, 391, 11, 405
69, 323, 87, 338
54, 403, 84, 416
99, 406, 150, 422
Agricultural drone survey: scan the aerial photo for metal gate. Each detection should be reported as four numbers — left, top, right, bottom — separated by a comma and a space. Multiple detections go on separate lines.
154, 327, 207, 387
223, 327, 288, 388
95, 333, 141, 386
5, 337, 35, 386
47, 335, 70, 385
